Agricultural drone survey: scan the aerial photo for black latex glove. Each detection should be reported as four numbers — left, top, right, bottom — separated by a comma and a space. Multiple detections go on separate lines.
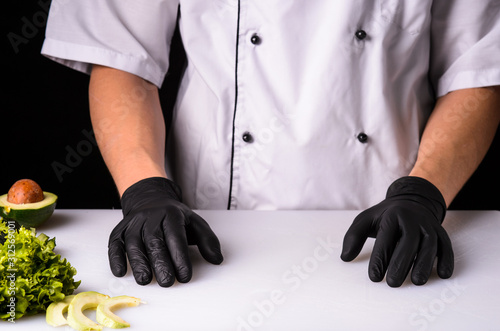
341, 176, 454, 287
108, 177, 223, 287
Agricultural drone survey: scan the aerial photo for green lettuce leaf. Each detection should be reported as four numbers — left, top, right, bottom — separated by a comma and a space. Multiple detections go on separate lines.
0, 218, 80, 320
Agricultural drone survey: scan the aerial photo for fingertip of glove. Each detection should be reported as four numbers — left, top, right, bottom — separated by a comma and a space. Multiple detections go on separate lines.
111, 267, 127, 278
177, 273, 192, 284
340, 233, 366, 262
340, 251, 354, 262
387, 280, 403, 288
340, 246, 359, 262
209, 248, 224, 265
175, 264, 193, 284
129, 265, 153, 285
199, 246, 224, 265
109, 253, 128, 277
109, 258, 127, 277
386, 276, 404, 288
157, 278, 175, 288
369, 273, 384, 284
211, 254, 224, 265
155, 270, 176, 288
411, 275, 428, 286
134, 273, 153, 286
437, 266, 453, 279
368, 265, 386, 283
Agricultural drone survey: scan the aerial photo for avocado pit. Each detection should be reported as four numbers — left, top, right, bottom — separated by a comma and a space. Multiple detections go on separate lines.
7, 179, 44, 204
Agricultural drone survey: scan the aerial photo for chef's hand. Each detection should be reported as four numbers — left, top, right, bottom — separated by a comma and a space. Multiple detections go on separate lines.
108, 177, 223, 287
340, 176, 454, 287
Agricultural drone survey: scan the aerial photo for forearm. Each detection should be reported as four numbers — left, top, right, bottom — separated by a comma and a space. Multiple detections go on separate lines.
409, 86, 500, 206
89, 65, 167, 197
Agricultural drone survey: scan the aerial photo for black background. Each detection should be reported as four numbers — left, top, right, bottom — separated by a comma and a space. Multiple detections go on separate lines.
2, 1, 499, 210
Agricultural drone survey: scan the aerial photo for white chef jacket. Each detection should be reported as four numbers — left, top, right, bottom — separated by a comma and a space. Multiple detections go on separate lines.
42, 1, 500, 210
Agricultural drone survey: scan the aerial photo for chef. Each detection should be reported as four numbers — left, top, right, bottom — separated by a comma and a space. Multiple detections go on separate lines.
41, 1, 500, 288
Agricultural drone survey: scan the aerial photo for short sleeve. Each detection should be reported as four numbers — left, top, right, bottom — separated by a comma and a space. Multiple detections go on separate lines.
41, 0, 180, 87
430, 1, 500, 97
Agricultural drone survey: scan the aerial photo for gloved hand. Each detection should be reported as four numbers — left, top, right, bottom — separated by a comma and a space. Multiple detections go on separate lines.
108, 177, 223, 287
340, 176, 454, 287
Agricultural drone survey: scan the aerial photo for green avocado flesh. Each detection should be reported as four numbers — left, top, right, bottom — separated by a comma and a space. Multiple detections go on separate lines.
0, 192, 57, 228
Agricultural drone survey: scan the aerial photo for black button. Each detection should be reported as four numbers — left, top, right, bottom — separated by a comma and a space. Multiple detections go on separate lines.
357, 132, 368, 143
242, 132, 254, 143
355, 29, 367, 40
250, 34, 261, 45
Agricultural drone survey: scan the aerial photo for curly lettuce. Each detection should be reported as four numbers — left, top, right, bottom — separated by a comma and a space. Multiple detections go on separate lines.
0, 218, 80, 321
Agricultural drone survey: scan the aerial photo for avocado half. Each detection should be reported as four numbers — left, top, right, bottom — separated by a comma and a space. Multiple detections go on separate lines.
0, 192, 57, 228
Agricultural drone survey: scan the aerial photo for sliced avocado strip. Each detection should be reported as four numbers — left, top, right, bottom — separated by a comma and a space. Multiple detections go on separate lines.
0, 192, 57, 228
46, 294, 75, 327
96, 295, 144, 329
67, 291, 110, 331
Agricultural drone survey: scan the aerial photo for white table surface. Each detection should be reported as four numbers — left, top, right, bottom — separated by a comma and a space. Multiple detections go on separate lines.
2, 209, 499, 331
